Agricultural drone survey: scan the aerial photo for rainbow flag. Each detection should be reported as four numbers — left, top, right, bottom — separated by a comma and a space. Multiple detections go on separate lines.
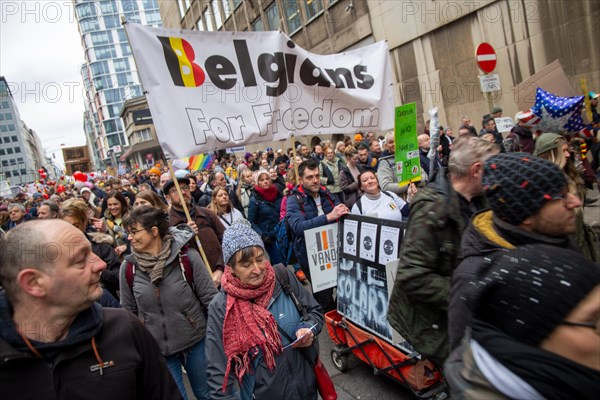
186, 153, 216, 171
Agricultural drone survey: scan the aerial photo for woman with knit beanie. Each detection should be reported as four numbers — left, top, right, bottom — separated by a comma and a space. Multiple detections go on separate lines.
120, 206, 217, 400
205, 222, 324, 399
247, 170, 284, 265
445, 244, 600, 399
534, 133, 599, 262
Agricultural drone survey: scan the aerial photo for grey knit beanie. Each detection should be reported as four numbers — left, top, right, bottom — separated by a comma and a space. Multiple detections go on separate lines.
222, 221, 265, 265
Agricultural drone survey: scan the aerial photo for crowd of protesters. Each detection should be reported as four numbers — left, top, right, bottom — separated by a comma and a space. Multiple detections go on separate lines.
2, 96, 600, 398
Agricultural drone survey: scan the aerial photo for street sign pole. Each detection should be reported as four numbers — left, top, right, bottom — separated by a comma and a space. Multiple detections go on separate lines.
476, 42, 498, 113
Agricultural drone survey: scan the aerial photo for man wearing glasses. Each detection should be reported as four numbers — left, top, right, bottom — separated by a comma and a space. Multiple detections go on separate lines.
164, 178, 226, 287
449, 152, 584, 351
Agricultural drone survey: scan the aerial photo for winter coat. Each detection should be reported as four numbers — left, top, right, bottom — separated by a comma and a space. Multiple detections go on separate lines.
248, 190, 282, 240
170, 205, 226, 272
507, 126, 535, 154
120, 226, 217, 356
319, 158, 343, 194
206, 267, 324, 400
387, 169, 487, 365
286, 185, 339, 269
87, 231, 121, 298
448, 210, 580, 350
444, 329, 527, 400
377, 155, 408, 195
339, 166, 360, 208
0, 294, 182, 400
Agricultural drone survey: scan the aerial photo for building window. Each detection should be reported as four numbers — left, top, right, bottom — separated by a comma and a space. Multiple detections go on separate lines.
6, 148, 13, 154
91, 31, 112, 46
12, 170, 19, 176
20, 168, 26, 175
104, 15, 120, 29
196, 16, 204, 31
14, 147, 20, 153
114, 58, 130, 73
145, 11, 161, 25
252, 17, 264, 31
0, 126, 6, 132
5, 112, 11, 120
137, 128, 152, 142
233, 0, 242, 7
222, 0, 232, 19
3, 137, 9, 143
203, 7, 214, 31
0, 149, 4, 155
0, 114, 4, 121
266, 3, 280, 30
178, 0, 191, 19
303, 0, 323, 21
7, 124, 14, 131
2, 160, 8, 167
212, 0, 223, 29
282, 0, 301, 33
5, 171, 10, 177
80, 18, 100, 34
1, 101, 7, 108
11, 135, 17, 142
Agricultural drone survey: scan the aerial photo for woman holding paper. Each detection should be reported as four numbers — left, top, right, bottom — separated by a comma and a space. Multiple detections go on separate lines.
351, 170, 409, 222
205, 222, 325, 400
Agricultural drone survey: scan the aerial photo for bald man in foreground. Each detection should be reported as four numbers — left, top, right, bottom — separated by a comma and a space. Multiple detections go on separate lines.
0, 220, 182, 399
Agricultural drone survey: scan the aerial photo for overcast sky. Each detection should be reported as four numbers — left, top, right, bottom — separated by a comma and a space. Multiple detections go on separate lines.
1, 1, 87, 163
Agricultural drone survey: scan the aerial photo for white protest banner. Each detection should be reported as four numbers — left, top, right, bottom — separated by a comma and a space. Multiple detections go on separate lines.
304, 223, 339, 293
125, 23, 394, 158
494, 117, 514, 133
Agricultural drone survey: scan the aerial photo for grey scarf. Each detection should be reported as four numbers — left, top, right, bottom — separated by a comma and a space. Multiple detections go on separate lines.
132, 234, 173, 284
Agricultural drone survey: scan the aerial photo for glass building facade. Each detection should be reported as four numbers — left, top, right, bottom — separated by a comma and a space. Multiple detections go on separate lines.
75, 0, 161, 166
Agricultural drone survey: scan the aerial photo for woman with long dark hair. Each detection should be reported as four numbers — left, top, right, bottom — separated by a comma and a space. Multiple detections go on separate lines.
120, 206, 217, 400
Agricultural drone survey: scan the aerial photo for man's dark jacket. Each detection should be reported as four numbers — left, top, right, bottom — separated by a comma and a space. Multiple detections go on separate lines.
0, 293, 182, 399
448, 210, 580, 350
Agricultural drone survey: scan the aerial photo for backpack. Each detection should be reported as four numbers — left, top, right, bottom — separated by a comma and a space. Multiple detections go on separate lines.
124, 244, 198, 298
275, 193, 304, 265
354, 191, 395, 214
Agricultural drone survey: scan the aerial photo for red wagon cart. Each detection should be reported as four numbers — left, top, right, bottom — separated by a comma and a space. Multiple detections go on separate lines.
325, 310, 448, 400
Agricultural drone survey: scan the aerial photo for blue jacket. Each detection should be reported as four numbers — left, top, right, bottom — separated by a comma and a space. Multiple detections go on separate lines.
248, 190, 282, 239
206, 267, 324, 400
286, 185, 339, 269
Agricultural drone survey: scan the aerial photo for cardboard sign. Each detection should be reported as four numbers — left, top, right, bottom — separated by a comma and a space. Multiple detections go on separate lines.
304, 223, 339, 293
394, 103, 421, 187
515, 60, 577, 112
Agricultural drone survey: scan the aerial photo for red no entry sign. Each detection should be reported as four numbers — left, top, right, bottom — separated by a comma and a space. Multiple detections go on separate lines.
476, 42, 497, 74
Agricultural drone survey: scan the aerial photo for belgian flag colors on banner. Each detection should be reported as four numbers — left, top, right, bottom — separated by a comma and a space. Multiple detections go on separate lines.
157, 36, 205, 87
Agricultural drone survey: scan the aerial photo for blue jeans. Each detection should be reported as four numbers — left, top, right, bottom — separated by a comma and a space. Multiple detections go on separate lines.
165, 338, 210, 400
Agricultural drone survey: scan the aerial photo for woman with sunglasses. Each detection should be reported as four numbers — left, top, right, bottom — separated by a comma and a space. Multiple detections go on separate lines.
120, 206, 217, 400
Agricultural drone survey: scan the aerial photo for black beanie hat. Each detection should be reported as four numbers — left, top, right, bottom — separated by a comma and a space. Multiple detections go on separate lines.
482, 153, 567, 225
470, 244, 600, 346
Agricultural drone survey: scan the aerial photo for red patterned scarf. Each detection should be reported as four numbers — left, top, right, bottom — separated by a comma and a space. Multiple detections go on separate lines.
221, 261, 282, 392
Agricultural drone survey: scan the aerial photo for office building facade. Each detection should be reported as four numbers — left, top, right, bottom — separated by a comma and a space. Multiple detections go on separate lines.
74, 0, 162, 169
159, 0, 599, 134
0, 77, 46, 185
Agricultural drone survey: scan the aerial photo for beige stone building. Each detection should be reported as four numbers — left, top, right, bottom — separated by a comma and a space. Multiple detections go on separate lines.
160, 0, 599, 139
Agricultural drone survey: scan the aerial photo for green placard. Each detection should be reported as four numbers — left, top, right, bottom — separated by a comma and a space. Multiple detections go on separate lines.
394, 103, 421, 187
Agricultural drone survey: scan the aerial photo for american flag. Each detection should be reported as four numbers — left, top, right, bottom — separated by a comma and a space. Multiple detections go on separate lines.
530, 88, 586, 135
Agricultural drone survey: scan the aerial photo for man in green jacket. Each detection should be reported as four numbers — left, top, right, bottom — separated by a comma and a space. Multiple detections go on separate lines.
387, 136, 499, 366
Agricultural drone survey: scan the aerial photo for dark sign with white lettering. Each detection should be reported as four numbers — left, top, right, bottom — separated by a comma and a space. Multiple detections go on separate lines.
337, 215, 406, 343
